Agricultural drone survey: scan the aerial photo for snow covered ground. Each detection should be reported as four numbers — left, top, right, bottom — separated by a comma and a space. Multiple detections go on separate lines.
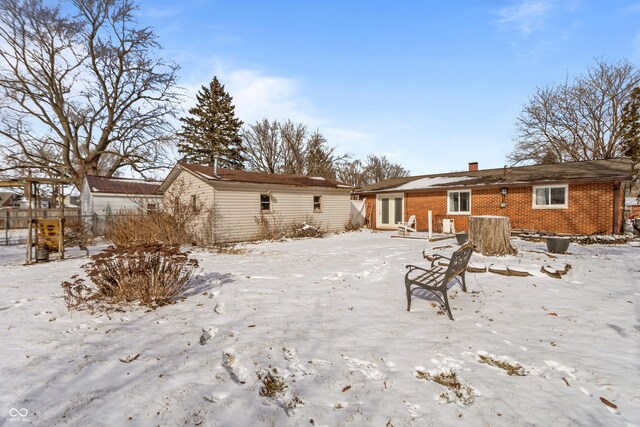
1, 231, 639, 426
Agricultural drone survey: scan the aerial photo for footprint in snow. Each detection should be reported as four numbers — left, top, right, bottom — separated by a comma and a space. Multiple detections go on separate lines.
214, 302, 225, 314
200, 327, 218, 345
283, 347, 313, 377
34, 311, 53, 316
343, 356, 385, 380
204, 392, 229, 403
64, 323, 89, 333
222, 349, 248, 384
544, 360, 576, 379
404, 401, 425, 418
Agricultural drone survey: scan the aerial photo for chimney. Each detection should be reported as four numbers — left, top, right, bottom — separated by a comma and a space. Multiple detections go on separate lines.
468, 162, 478, 172
214, 156, 219, 175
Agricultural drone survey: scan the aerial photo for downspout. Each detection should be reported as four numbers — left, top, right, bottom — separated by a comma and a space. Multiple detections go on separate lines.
613, 181, 620, 234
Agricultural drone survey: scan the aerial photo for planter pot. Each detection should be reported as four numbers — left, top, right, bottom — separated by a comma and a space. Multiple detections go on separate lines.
36, 245, 50, 262
546, 237, 570, 254
455, 232, 468, 245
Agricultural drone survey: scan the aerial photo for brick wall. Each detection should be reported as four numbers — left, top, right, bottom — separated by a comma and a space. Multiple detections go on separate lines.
364, 181, 625, 235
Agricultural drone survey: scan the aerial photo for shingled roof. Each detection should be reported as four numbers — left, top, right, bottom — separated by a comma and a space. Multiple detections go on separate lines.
175, 163, 352, 189
357, 158, 633, 193
85, 175, 161, 195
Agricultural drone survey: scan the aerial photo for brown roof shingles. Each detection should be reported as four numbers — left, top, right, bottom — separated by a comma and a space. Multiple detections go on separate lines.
357, 158, 633, 193
85, 175, 161, 195
180, 163, 351, 189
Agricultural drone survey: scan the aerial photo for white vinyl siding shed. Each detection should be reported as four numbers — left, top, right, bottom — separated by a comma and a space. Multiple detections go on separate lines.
161, 165, 352, 244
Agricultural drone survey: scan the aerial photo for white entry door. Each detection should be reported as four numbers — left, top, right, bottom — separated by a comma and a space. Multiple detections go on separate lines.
377, 193, 404, 228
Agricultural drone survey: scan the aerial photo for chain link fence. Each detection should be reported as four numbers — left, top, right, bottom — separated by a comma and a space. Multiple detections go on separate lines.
0, 209, 143, 246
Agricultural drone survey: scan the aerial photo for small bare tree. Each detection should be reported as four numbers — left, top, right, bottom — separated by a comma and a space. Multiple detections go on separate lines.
0, 0, 180, 189
509, 59, 640, 165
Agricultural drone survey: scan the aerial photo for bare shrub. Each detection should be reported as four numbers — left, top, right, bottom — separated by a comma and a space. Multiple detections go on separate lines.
106, 210, 188, 246
105, 192, 211, 246
286, 216, 326, 238
255, 212, 285, 240
254, 213, 327, 240
64, 216, 92, 247
62, 244, 200, 311
344, 214, 363, 232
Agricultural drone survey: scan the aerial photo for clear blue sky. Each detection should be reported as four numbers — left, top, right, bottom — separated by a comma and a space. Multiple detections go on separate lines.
138, 0, 640, 175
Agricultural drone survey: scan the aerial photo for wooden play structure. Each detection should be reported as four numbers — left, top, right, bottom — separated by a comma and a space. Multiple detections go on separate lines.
0, 177, 71, 264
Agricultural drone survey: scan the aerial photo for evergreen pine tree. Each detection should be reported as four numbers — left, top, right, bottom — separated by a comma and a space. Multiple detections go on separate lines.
177, 77, 244, 169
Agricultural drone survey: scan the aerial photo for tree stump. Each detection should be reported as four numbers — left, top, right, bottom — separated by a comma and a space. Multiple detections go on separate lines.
468, 215, 517, 256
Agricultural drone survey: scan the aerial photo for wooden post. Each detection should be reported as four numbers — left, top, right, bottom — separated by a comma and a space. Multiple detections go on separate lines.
26, 181, 33, 264
468, 215, 517, 256
59, 183, 65, 260
4, 210, 8, 246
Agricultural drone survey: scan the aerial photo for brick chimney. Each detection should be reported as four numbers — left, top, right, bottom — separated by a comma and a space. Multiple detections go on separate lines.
468, 162, 478, 172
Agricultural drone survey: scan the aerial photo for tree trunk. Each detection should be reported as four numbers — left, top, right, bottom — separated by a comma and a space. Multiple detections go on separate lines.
468, 216, 517, 256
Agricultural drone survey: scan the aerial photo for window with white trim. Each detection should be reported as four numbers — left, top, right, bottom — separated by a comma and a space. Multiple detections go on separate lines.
533, 185, 568, 209
313, 195, 322, 212
447, 190, 471, 214
260, 194, 271, 212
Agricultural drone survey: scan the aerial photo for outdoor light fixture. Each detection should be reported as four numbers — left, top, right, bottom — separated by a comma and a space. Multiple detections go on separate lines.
500, 187, 507, 208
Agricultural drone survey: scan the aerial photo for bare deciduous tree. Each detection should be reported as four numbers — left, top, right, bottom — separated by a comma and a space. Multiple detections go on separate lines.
280, 120, 307, 175
622, 86, 640, 186
242, 119, 282, 173
306, 129, 346, 178
508, 59, 640, 165
242, 119, 346, 178
335, 155, 409, 187
335, 159, 366, 187
0, 0, 180, 189
363, 154, 409, 184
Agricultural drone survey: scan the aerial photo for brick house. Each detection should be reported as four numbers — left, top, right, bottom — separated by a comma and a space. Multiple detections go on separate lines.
355, 158, 633, 235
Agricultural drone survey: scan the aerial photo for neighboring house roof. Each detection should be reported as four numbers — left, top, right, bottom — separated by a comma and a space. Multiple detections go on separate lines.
85, 175, 161, 195
357, 158, 633, 193
160, 163, 352, 191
